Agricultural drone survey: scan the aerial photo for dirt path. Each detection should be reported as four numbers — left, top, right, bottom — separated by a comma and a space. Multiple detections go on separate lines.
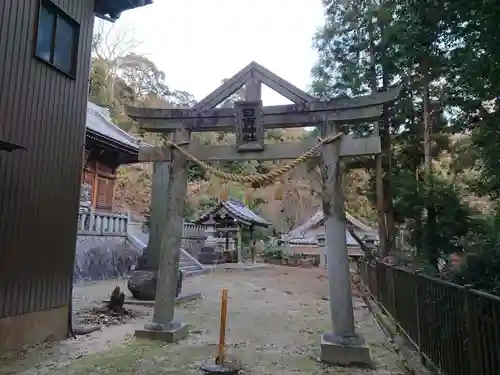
2, 266, 407, 374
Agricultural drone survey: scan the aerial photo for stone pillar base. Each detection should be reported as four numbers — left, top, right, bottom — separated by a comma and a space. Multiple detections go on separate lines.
200, 358, 241, 374
135, 321, 188, 342
319, 332, 373, 368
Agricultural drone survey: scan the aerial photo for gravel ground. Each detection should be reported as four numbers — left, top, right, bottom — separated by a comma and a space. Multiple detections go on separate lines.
1, 266, 408, 375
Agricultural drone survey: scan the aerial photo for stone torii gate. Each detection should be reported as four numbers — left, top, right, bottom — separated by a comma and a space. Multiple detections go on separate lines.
127, 61, 399, 366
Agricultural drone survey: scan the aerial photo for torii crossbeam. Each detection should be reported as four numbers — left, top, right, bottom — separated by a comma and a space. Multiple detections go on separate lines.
127, 61, 400, 367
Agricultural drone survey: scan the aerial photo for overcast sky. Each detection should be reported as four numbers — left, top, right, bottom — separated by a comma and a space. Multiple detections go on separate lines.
108, 0, 325, 106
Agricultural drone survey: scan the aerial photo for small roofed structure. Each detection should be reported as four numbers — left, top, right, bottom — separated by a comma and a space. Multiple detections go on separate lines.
282, 209, 378, 258
82, 102, 144, 213
86, 102, 141, 163
193, 199, 271, 264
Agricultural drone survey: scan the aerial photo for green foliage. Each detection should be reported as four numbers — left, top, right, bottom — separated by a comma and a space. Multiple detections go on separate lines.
183, 199, 197, 221
187, 162, 206, 183
453, 212, 500, 294
263, 247, 283, 260
89, 58, 110, 105
390, 169, 476, 260
471, 112, 500, 199
198, 196, 218, 214
240, 197, 269, 246
312, 0, 500, 289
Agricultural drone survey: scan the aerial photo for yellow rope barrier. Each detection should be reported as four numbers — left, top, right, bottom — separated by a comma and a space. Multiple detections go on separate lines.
166, 132, 343, 188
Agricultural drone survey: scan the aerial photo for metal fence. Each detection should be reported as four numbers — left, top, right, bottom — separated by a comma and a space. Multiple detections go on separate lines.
359, 261, 500, 375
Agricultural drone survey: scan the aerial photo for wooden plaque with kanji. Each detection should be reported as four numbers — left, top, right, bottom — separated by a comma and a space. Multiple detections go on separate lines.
234, 100, 264, 152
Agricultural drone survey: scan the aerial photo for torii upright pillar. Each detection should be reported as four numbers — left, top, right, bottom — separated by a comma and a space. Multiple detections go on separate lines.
319, 119, 373, 367
135, 128, 190, 342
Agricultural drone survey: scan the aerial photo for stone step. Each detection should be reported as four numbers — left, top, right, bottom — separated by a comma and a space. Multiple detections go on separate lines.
179, 254, 204, 277
180, 257, 196, 263
182, 265, 201, 272
182, 263, 211, 277
180, 258, 199, 264
180, 266, 195, 271
183, 269, 205, 277
180, 260, 200, 267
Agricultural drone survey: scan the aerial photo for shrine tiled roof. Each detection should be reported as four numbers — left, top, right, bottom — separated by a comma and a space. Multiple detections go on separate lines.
285, 209, 377, 240
225, 200, 271, 227
281, 209, 378, 252
195, 199, 271, 227
86, 102, 140, 152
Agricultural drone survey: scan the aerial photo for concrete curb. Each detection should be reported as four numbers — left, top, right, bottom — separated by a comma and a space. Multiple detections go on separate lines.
358, 286, 433, 375
102, 292, 203, 307
219, 263, 272, 271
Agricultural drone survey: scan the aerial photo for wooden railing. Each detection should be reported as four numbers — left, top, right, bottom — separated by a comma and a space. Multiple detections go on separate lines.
77, 211, 129, 236
182, 222, 207, 239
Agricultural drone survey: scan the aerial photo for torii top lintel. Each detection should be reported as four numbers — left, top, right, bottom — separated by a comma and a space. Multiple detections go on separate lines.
125, 61, 401, 133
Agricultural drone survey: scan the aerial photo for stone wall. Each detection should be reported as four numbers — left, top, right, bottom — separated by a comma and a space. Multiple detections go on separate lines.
74, 235, 141, 284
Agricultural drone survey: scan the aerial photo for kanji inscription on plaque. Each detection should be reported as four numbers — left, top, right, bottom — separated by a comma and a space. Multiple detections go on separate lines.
235, 100, 264, 152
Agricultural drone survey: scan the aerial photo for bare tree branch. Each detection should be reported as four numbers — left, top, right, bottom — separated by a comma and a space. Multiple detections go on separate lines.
92, 19, 142, 61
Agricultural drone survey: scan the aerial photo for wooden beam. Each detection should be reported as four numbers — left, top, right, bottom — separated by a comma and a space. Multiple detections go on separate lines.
251, 62, 315, 104
126, 88, 400, 121
138, 135, 380, 162
191, 63, 254, 110
191, 61, 316, 110
245, 74, 262, 101
130, 104, 384, 132
127, 102, 306, 121
310, 87, 401, 111
139, 143, 168, 162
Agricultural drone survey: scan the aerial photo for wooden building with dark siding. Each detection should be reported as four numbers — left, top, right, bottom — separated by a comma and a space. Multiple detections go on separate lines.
0, 0, 152, 351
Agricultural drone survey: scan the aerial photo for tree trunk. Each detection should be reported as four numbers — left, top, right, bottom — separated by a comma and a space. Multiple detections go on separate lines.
423, 60, 432, 174
381, 67, 395, 253
377, 13, 396, 255
422, 56, 438, 268
368, 22, 388, 257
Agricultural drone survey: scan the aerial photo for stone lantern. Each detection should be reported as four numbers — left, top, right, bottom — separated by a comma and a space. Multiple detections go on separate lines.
316, 234, 327, 269
198, 216, 225, 264
204, 217, 218, 247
